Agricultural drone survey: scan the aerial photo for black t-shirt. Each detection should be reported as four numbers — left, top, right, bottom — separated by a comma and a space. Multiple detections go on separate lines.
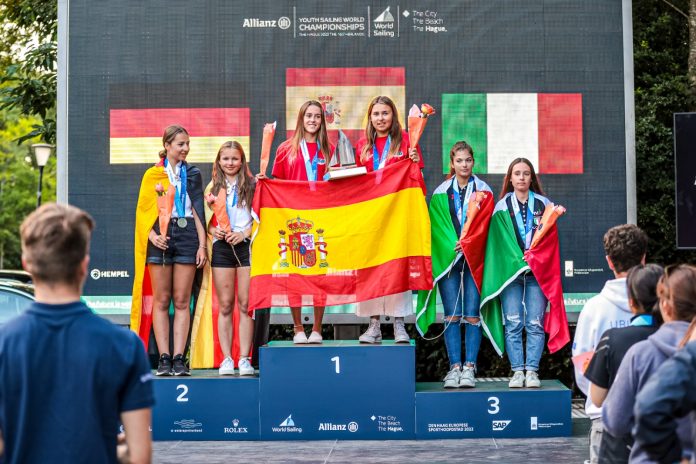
585, 324, 658, 389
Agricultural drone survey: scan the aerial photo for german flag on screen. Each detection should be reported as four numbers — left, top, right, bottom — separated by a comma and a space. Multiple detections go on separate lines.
286, 67, 406, 147
442, 93, 583, 174
249, 160, 432, 311
109, 108, 250, 164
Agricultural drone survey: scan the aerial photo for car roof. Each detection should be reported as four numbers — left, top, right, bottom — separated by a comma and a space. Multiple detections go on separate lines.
0, 270, 32, 284
0, 280, 35, 296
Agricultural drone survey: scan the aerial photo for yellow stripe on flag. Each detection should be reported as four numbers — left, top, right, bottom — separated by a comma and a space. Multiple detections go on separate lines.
285, 85, 406, 131
251, 187, 429, 277
110, 136, 251, 164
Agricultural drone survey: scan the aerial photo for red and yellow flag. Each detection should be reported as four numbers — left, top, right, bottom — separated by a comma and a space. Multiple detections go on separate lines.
285, 67, 406, 147
249, 160, 432, 311
110, 108, 250, 164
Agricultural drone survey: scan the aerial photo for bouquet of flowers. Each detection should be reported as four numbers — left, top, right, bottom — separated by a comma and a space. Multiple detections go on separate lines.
529, 203, 567, 249
155, 183, 174, 236
259, 121, 276, 176
205, 191, 231, 234
407, 103, 436, 148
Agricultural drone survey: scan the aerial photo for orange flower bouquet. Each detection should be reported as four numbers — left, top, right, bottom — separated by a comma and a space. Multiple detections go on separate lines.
205, 191, 231, 234
529, 203, 567, 249
408, 103, 436, 148
259, 121, 277, 176
155, 183, 175, 236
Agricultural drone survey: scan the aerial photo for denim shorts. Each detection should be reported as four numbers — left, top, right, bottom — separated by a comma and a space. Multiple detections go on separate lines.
146, 218, 199, 265
211, 239, 250, 268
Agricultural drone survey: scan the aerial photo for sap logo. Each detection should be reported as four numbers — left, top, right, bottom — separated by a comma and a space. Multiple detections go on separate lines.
492, 420, 511, 431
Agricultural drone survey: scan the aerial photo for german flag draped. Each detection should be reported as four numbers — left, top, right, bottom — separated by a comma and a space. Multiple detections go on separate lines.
249, 160, 432, 311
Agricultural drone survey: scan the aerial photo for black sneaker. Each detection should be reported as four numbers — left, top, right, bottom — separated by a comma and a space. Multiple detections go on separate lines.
156, 353, 172, 376
172, 354, 190, 376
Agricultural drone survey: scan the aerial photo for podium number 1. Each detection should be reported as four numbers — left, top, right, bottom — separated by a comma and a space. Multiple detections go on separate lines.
331, 356, 340, 374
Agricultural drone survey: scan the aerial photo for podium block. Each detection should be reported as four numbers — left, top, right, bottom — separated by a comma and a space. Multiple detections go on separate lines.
152, 371, 259, 440
259, 341, 415, 440
415, 380, 571, 439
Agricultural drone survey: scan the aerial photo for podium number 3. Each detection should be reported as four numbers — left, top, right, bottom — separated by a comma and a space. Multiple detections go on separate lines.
176, 384, 189, 402
331, 356, 340, 374
487, 396, 500, 414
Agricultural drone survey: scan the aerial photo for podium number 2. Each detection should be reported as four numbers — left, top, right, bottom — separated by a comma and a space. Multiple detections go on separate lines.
331, 356, 340, 374
487, 396, 500, 414
176, 384, 189, 402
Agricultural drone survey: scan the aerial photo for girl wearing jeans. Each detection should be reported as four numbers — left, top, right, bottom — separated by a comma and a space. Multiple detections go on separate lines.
497, 158, 556, 388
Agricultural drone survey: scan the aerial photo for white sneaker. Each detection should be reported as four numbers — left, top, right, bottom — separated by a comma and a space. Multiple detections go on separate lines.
238, 357, 255, 376
443, 366, 461, 388
293, 331, 308, 344
307, 331, 323, 344
525, 370, 541, 388
459, 366, 476, 388
393, 318, 410, 343
359, 318, 382, 344
218, 356, 235, 376
509, 370, 525, 388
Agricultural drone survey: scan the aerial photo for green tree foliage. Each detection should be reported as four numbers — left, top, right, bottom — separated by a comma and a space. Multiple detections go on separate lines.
0, 0, 57, 144
634, 0, 696, 263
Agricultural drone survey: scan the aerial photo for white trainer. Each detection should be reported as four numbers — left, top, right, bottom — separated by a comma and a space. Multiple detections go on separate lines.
238, 357, 255, 376
218, 356, 235, 376
459, 366, 476, 388
525, 370, 541, 388
509, 370, 525, 388
307, 331, 323, 344
443, 367, 461, 389
393, 318, 410, 343
293, 331, 308, 344
359, 318, 382, 344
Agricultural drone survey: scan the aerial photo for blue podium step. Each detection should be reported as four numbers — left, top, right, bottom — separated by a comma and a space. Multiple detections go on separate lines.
259, 340, 416, 440
152, 371, 259, 440
415, 380, 572, 439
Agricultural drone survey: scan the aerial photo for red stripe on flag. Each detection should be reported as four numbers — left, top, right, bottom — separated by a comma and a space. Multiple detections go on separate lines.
286, 67, 406, 87
248, 256, 432, 311
537, 94, 583, 174
255, 160, 425, 211
286, 129, 364, 150
110, 108, 250, 138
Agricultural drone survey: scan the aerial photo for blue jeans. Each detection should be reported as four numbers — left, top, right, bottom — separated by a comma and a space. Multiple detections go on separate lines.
500, 271, 547, 371
438, 257, 482, 368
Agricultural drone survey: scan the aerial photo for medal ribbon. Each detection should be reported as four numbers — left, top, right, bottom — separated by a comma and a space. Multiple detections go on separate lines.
164, 158, 187, 218
511, 191, 535, 250
300, 139, 320, 181
452, 176, 475, 224
372, 136, 391, 171
225, 179, 238, 231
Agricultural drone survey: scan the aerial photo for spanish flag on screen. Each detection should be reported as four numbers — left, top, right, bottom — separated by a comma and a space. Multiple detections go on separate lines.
249, 160, 433, 311
109, 108, 250, 164
286, 67, 406, 147
441, 93, 583, 174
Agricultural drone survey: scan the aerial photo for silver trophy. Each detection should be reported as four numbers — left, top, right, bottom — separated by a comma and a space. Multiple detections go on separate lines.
325, 129, 367, 180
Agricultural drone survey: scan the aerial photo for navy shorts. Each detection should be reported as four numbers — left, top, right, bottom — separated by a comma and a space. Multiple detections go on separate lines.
211, 239, 250, 268
146, 218, 199, 265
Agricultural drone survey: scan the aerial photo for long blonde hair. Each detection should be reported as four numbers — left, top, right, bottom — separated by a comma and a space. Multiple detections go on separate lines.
211, 141, 254, 208
360, 96, 403, 163
286, 100, 331, 162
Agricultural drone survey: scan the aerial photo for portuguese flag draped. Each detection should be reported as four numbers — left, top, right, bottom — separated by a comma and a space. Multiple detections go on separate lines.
415, 177, 494, 336
479, 200, 570, 355
249, 160, 432, 310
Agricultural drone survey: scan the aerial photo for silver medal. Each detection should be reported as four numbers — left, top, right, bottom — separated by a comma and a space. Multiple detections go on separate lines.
177, 217, 188, 228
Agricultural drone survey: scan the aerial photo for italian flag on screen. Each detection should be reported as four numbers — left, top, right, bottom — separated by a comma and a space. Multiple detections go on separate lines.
442, 93, 583, 174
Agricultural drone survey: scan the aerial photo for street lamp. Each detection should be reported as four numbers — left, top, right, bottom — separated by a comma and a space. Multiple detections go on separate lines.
31, 143, 53, 208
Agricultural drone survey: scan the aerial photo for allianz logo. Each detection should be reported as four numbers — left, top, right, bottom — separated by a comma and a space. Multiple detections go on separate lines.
242, 17, 291, 29
318, 421, 359, 432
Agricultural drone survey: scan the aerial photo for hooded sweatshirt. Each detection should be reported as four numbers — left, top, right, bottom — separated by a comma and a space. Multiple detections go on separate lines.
602, 321, 693, 463
573, 277, 633, 419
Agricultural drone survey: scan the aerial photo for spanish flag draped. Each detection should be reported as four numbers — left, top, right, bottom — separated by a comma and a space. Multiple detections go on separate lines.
249, 160, 432, 311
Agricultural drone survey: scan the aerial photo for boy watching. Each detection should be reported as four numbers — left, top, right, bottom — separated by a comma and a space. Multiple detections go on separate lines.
0, 203, 154, 464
